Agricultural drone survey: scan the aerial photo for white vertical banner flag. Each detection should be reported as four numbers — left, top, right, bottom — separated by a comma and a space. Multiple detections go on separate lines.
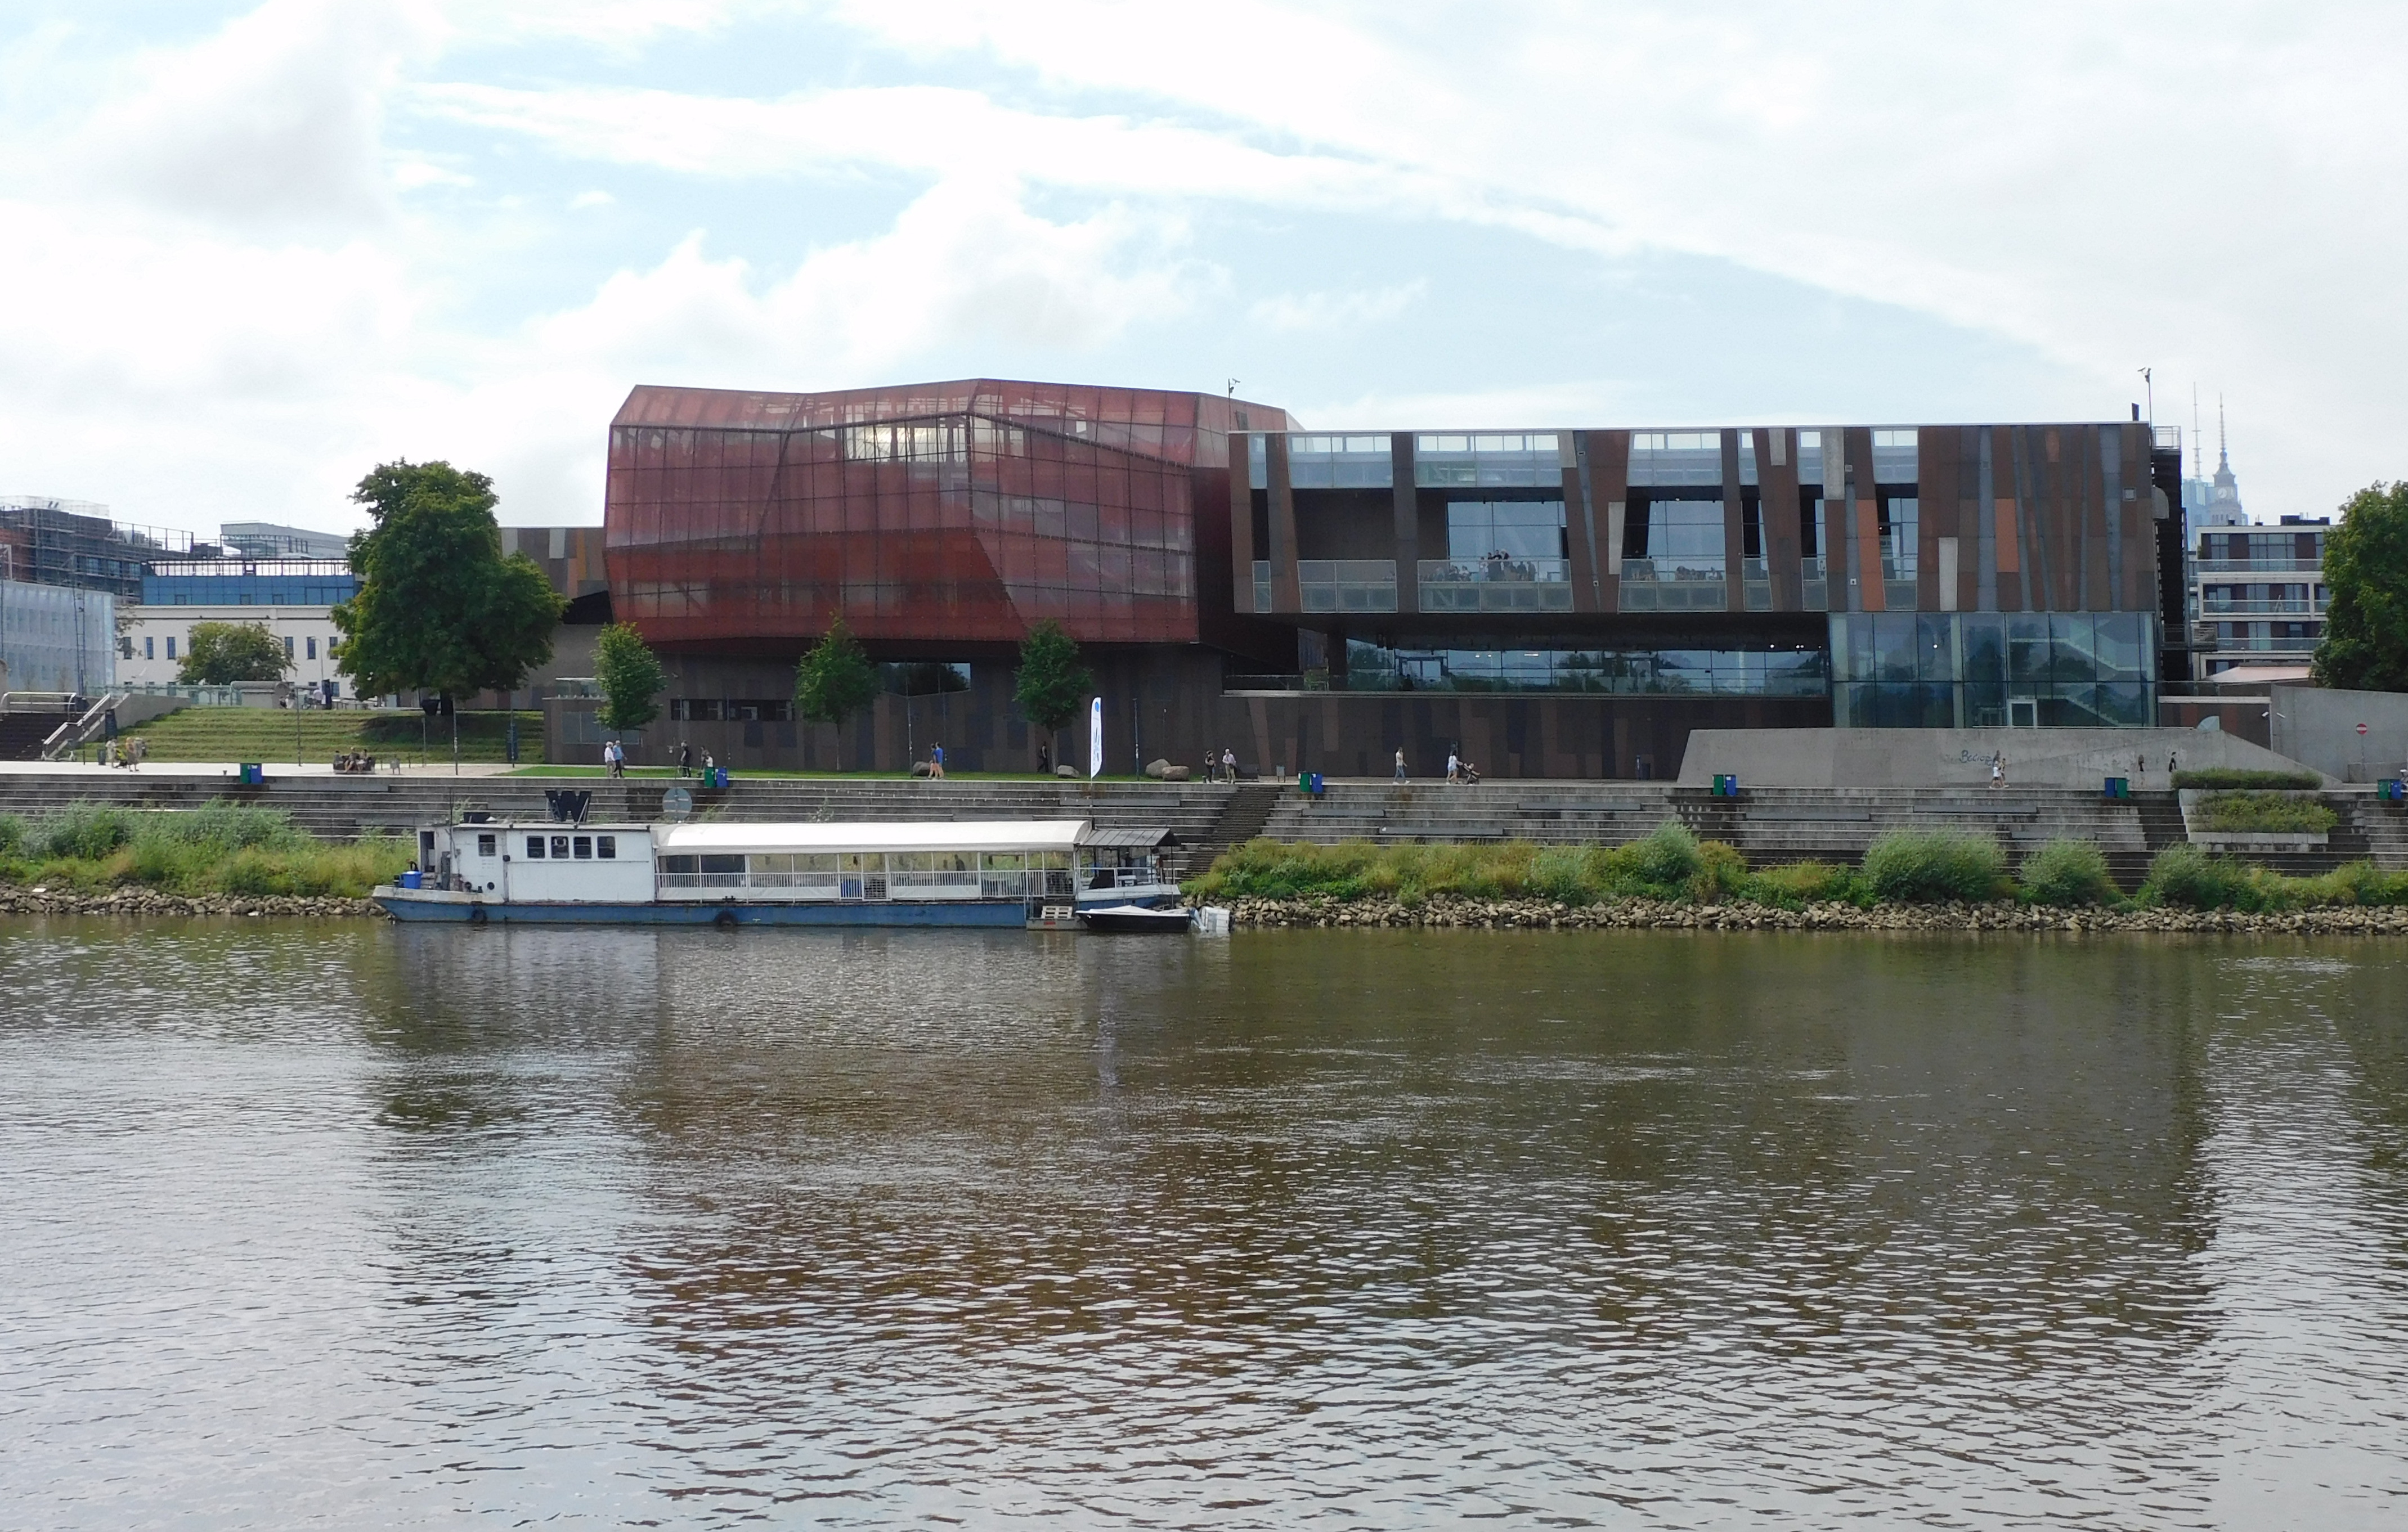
1088, 695, 1104, 778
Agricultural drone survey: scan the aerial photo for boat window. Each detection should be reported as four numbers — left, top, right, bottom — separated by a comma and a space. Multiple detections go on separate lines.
797, 853, 840, 873
659, 855, 697, 874
596, 836, 616, 859
890, 853, 932, 873
699, 855, 745, 873
841, 853, 878, 874
526, 837, 545, 859
750, 854, 793, 876
932, 851, 975, 873
551, 836, 571, 859
981, 853, 1025, 872
477, 834, 496, 857
573, 836, 592, 860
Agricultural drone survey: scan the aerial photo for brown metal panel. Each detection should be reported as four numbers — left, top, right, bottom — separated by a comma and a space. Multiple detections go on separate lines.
1227, 433, 1254, 613
1757, 428, 1802, 609
1720, 430, 1747, 610
1561, 448, 1598, 613
1917, 426, 1952, 612
1267, 433, 1301, 612
1843, 427, 1879, 612
1391, 433, 1420, 615
1586, 430, 1629, 612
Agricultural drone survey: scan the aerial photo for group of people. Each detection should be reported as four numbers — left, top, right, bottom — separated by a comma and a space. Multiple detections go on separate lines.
97, 736, 147, 770
1384, 748, 1481, 784
1204, 747, 1240, 783
331, 750, 378, 774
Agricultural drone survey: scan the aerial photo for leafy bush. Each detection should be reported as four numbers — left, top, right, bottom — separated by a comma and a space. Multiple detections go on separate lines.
2171, 768, 2320, 790
2194, 792, 2338, 834
2021, 839, 2118, 906
1613, 821, 1702, 890
1689, 839, 1750, 902
1861, 830, 2007, 904
36, 804, 137, 860
2141, 845, 2263, 910
1742, 860, 1871, 907
0, 814, 24, 857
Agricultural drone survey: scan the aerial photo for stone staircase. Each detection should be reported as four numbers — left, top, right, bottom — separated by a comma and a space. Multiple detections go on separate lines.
1262, 781, 1682, 848
1182, 782, 1285, 872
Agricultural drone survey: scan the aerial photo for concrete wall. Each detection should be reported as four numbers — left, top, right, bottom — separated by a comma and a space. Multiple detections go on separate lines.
2271, 685, 2408, 782
1679, 726, 2326, 789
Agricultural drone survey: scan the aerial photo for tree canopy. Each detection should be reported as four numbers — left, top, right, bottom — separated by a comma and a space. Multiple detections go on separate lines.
1013, 619, 1091, 749
2312, 481, 2408, 693
177, 621, 290, 684
331, 460, 565, 702
594, 622, 666, 734
793, 612, 881, 769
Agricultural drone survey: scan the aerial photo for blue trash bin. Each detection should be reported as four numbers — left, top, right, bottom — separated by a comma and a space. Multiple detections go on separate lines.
399, 870, 423, 890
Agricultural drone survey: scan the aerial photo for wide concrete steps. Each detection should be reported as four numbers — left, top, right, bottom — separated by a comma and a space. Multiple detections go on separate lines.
1262, 782, 1682, 849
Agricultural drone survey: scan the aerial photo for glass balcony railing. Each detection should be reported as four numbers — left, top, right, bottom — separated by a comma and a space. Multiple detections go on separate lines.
1616, 557, 1725, 612
1742, 556, 1771, 612
1417, 557, 1572, 612
2196, 557, 2322, 574
1297, 559, 1397, 613
1800, 555, 1828, 612
1252, 559, 1271, 613
2201, 599, 2328, 616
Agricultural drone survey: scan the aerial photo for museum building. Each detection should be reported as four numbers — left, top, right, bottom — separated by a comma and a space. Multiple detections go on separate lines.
593, 379, 2183, 778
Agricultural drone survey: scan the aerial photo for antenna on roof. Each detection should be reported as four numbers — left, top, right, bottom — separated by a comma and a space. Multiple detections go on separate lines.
2138, 366, 2153, 423
2218, 394, 2228, 468
1227, 378, 1238, 399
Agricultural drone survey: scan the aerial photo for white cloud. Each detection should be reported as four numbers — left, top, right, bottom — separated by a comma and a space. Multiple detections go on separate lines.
568, 189, 614, 209
1250, 281, 1425, 334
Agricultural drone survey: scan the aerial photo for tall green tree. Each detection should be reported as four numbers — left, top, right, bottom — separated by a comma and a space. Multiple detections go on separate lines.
594, 622, 666, 734
2313, 481, 2408, 693
1013, 618, 1091, 766
177, 621, 291, 684
793, 612, 881, 770
332, 460, 566, 704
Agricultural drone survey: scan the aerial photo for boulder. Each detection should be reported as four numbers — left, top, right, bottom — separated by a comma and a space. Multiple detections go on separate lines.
1144, 758, 1172, 779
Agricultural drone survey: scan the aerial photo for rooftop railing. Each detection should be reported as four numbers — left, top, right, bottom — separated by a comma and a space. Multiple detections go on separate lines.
1418, 557, 1572, 612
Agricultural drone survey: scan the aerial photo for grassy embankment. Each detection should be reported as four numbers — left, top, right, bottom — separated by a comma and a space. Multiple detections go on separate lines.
1186, 821, 2408, 915
0, 805, 409, 898
98, 709, 541, 765
512, 765, 1144, 780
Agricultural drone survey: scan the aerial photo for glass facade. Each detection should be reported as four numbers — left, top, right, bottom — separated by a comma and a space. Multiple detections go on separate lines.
0, 577, 115, 694
1413, 434, 1561, 488
608, 381, 1285, 649
1446, 500, 1564, 560
142, 560, 357, 607
1345, 637, 1826, 697
1829, 612, 2155, 728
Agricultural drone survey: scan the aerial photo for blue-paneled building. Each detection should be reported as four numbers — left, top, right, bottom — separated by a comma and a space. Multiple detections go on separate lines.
141, 559, 357, 608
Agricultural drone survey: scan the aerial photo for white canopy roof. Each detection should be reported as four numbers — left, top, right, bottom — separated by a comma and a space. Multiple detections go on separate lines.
656, 819, 1088, 856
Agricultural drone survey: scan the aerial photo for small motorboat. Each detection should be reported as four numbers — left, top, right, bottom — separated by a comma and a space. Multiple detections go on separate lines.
1077, 903, 1195, 934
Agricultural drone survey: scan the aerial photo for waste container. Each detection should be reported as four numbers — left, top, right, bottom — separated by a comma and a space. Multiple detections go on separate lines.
399, 870, 423, 889
238, 762, 264, 785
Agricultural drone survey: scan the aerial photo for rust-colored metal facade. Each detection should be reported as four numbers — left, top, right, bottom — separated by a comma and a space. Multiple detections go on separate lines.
607, 380, 1289, 654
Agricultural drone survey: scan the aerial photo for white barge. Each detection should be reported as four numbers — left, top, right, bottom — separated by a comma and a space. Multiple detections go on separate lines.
373, 817, 1187, 928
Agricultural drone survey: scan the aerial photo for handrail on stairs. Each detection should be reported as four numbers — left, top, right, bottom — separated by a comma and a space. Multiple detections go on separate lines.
41, 693, 129, 761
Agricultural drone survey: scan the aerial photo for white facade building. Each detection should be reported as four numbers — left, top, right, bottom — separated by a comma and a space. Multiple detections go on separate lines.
117, 605, 344, 695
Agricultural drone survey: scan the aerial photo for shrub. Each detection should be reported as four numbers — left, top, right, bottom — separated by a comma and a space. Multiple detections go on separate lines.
37, 804, 136, 860
2194, 792, 2338, 834
2020, 839, 2117, 906
1613, 821, 1702, 891
2171, 768, 2320, 790
1861, 829, 2006, 904
1689, 839, 1749, 902
0, 814, 24, 857
2141, 844, 2263, 910
1744, 860, 1871, 907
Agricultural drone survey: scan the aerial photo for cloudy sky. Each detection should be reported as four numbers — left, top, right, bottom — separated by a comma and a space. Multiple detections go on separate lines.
1, 1, 2398, 540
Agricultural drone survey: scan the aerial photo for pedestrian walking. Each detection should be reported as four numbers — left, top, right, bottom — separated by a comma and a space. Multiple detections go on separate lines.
1990, 752, 2005, 791
1222, 746, 1236, 783
678, 741, 692, 778
1446, 749, 1460, 783
2167, 752, 2178, 777
1394, 748, 1407, 783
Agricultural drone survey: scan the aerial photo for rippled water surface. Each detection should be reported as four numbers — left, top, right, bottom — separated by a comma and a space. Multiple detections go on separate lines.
5, 921, 2407, 1528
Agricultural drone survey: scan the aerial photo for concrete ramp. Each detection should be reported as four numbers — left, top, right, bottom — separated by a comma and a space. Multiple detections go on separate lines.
1679, 727, 2326, 790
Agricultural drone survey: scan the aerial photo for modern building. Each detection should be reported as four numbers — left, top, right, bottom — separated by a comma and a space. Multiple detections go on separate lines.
0, 498, 191, 603
586, 380, 2185, 778
2191, 516, 2328, 679
0, 577, 114, 695
219, 522, 353, 561
141, 558, 358, 608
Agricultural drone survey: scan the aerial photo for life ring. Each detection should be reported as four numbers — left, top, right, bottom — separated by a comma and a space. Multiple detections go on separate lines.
468, 904, 490, 926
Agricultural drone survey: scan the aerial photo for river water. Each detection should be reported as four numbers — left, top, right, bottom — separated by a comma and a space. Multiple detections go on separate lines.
3, 920, 2406, 1529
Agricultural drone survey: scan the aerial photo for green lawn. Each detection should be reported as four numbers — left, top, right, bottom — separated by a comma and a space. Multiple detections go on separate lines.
111, 709, 544, 765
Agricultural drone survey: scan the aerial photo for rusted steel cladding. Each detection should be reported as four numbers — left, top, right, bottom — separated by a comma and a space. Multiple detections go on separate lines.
605, 380, 1289, 651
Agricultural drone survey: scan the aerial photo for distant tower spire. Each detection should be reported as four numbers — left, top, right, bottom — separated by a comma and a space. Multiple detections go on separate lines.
2218, 394, 2228, 470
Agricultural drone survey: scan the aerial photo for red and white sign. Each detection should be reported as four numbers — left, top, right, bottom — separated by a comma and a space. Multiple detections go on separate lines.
2360, 723, 2371, 736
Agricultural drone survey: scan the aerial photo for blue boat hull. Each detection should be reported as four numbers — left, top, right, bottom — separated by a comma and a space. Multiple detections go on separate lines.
376, 895, 1034, 928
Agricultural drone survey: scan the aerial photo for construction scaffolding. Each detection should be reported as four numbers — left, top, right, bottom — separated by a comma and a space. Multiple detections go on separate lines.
0, 498, 196, 601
